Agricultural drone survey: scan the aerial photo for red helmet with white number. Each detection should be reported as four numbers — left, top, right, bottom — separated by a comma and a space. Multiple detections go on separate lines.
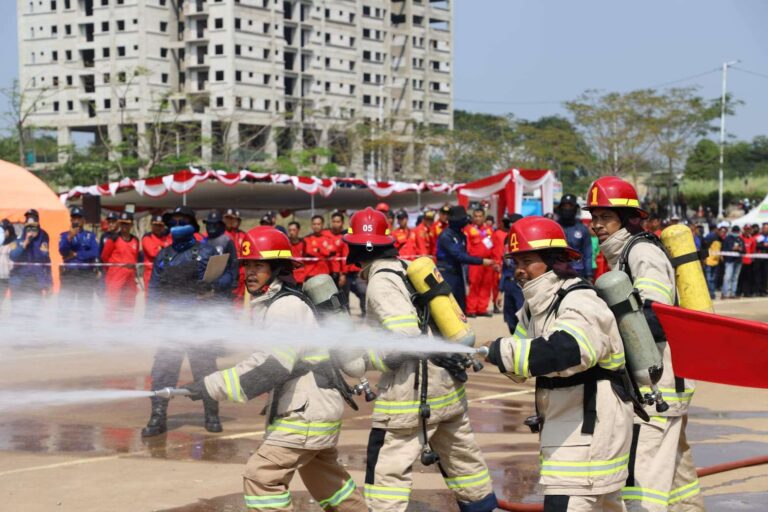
343, 207, 395, 248
584, 176, 648, 219
507, 216, 581, 261
241, 227, 301, 267
375, 202, 390, 213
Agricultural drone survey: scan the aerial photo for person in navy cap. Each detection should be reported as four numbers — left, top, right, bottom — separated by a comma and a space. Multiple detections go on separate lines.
203, 209, 238, 300
9, 209, 52, 302
58, 206, 99, 307
223, 208, 247, 300
141, 213, 171, 291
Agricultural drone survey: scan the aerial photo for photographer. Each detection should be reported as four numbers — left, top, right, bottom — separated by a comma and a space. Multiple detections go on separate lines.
58, 206, 99, 307
9, 209, 52, 301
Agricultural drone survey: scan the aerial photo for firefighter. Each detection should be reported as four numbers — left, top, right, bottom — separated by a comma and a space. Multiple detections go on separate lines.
142, 206, 227, 437
436, 206, 496, 313
302, 215, 332, 279
287, 221, 306, 285
223, 208, 247, 299
410, 209, 435, 259
342, 207, 498, 512
58, 206, 99, 305
499, 214, 525, 333
431, 205, 451, 257
326, 211, 349, 290
556, 194, 593, 280
184, 227, 366, 512
101, 212, 140, 313
98, 211, 119, 255
141, 214, 170, 291
9, 209, 52, 301
203, 209, 239, 300
463, 208, 496, 317
585, 176, 703, 511
484, 215, 633, 511
392, 210, 415, 258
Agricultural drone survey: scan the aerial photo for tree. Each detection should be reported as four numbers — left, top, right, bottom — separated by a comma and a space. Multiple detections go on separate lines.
1, 79, 56, 165
684, 138, 720, 180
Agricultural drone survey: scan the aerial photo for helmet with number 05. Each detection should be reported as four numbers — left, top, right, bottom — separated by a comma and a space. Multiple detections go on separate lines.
241, 226, 302, 267
343, 207, 395, 249
583, 176, 648, 219
506, 216, 581, 261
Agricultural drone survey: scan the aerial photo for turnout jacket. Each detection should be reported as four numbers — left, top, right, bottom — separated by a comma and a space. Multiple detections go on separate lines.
488, 271, 632, 496
362, 258, 468, 430
600, 228, 695, 417
204, 279, 349, 450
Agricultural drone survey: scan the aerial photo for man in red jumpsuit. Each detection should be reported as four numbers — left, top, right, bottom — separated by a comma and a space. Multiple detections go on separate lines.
490, 214, 508, 314
431, 205, 451, 257
411, 209, 435, 259
326, 211, 349, 289
463, 208, 495, 317
141, 214, 170, 291
303, 215, 332, 279
287, 221, 306, 285
392, 210, 415, 259
101, 211, 140, 314
223, 208, 247, 299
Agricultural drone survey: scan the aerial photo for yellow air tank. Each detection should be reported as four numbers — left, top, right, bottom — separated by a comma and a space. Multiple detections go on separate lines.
660, 225, 714, 313
406, 257, 476, 346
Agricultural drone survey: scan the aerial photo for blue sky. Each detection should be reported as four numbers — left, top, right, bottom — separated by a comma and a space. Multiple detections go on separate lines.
2, 0, 766, 140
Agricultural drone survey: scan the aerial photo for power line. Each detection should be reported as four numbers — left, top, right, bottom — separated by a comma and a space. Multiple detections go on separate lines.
645, 67, 720, 89
732, 66, 768, 80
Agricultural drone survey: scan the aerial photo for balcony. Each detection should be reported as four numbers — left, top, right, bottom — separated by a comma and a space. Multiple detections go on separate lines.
184, 0, 209, 17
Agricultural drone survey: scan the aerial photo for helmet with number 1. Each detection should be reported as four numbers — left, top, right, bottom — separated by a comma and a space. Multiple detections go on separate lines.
241, 226, 302, 267
584, 176, 648, 219
343, 207, 395, 249
507, 216, 581, 261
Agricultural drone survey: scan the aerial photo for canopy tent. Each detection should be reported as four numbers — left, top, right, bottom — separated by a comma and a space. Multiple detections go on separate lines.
456, 169, 556, 220
60, 167, 459, 214
730, 194, 768, 228
0, 159, 70, 292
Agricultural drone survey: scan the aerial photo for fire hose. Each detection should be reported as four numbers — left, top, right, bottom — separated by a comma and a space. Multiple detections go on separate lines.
496, 455, 768, 511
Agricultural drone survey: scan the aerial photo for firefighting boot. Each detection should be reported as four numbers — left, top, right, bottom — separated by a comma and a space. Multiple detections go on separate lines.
203, 398, 223, 433
141, 397, 168, 438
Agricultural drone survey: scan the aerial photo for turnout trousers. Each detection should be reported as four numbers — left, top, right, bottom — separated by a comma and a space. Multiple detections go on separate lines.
623, 416, 704, 512
364, 412, 496, 512
243, 443, 365, 511
543, 491, 625, 512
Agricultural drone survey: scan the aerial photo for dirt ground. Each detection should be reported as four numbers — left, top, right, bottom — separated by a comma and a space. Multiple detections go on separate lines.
0, 297, 766, 511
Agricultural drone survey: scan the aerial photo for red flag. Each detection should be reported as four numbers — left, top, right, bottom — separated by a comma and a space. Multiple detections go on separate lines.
652, 302, 768, 388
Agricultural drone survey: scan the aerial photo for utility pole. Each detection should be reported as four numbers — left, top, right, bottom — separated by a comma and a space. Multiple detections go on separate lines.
718, 60, 740, 219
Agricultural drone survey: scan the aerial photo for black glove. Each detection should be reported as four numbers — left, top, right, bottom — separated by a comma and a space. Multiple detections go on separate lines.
182, 381, 209, 401
430, 353, 469, 382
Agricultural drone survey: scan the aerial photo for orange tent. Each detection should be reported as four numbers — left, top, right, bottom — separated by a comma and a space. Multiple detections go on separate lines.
0, 159, 70, 292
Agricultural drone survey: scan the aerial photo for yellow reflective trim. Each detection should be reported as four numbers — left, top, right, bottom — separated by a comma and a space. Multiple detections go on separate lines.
609, 198, 640, 207
382, 314, 419, 325
634, 277, 674, 303
649, 415, 668, 425
373, 386, 466, 414
363, 484, 411, 501
513, 337, 530, 377
368, 350, 389, 372
273, 347, 298, 367
599, 352, 625, 370
554, 320, 596, 367
541, 453, 629, 468
444, 469, 491, 489
301, 355, 330, 362
221, 369, 235, 402
668, 480, 701, 503
259, 249, 293, 259
528, 238, 568, 249
621, 487, 669, 506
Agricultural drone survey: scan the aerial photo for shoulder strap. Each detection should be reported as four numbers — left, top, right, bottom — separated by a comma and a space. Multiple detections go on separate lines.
372, 261, 429, 333
618, 232, 667, 280
545, 279, 595, 323
266, 282, 318, 317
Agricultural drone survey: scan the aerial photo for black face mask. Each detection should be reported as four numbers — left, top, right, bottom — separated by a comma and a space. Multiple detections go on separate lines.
559, 209, 577, 225
449, 218, 469, 231
206, 223, 225, 239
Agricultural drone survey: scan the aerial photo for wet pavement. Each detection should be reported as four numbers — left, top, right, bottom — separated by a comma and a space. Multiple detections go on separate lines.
0, 298, 767, 511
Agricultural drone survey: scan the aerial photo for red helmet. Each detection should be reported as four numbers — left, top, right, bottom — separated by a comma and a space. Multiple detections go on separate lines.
343, 207, 395, 248
584, 176, 648, 219
507, 216, 581, 261
241, 227, 301, 267
375, 202, 390, 213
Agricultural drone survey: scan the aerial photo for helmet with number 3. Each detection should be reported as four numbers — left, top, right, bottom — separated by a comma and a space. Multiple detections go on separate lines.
241, 226, 302, 267
506, 216, 581, 261
343, 207, 395, 249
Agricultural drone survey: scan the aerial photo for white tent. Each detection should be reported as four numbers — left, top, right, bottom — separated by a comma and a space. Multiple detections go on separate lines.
730, 194, 768, 227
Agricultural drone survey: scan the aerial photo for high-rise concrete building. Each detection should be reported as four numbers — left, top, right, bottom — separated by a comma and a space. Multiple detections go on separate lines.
18, 0, 452, 179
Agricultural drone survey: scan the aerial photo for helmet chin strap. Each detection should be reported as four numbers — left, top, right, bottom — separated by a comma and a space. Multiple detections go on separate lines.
365, 241, 373, 252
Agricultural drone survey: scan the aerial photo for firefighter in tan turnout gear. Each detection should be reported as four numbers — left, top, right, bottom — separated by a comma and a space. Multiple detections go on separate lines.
484, 216, 634, 512
342, 207, 498, 512
183, 227, 365, 512
586, 176, 703, 512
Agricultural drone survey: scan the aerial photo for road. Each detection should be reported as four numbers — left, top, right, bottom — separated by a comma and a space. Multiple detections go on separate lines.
0, 298, 766, 511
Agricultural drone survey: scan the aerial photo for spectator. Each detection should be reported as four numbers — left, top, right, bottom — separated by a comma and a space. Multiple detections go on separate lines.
223, 208, 247, 300
463, 207, 496, 317
499, 214, 524, 333
202, 210, 238, 300
737, 225, 758, 297
556, 194, 592, 280
431, 205, 451, 257
392, 210, 414, 257
98, 211, 120, 255
58, 206, 99, 307
141, 214, 171, 291
410, 209, 435, 259
491, 214, 509, 314
9, 209, 52, 301
101, 212, 140, 314
0, 219, 18, 298
721, 225, 744, 299
302, 215, 332, 279
287, 221, 306, 285
326, 211, 349, 290
703, 224, 727, 299
756, 223, 768, 297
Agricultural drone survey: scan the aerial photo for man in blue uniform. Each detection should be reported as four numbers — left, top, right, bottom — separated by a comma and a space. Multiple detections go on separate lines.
556, 194, 593, 280
202, 209, 238, 301
436, 205, 496, 312
9, 209, 52, 302
142, 206, 227, 437
58, 206, 99, 307
499, 214, 524, 334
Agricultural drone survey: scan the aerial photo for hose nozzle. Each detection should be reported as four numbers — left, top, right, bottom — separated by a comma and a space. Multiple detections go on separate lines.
475, 346, 489, 358
151, 387, 192, 400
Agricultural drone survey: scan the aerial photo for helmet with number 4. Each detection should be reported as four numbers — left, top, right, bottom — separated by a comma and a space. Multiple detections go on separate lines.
584, 176, 648, 219
506, 216, 581, 261
241, 226, 302, 267
343, 207, 395, 249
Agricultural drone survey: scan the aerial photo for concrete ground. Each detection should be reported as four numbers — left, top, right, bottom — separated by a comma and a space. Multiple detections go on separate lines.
0, 297, 766, 511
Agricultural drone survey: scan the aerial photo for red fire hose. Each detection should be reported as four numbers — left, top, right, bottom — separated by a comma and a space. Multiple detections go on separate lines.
496, 455, 768, 511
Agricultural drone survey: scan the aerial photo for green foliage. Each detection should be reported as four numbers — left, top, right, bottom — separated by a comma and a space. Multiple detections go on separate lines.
684, 139, 720, 180
681, 175, 768, 212
684, 136, 768, 182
